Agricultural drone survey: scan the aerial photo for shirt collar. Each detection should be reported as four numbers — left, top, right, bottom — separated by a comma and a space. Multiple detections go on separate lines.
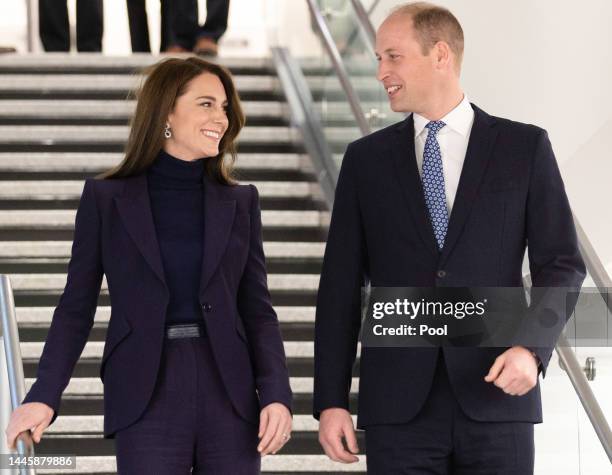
413, 94, 474, 138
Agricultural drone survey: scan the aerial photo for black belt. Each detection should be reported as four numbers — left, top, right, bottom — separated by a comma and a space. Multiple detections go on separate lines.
165, 323, 205, 339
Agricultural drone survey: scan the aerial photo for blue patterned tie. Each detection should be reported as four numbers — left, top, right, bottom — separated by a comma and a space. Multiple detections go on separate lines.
422, 120, 448, 250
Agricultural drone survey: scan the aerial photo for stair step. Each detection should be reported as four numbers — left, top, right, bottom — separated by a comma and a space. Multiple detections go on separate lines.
0, 74, 382, 96
0, 99, 399, 126
7, 273, 320, 293
32, 454, 367, 473
0, 54, 276, 74
23, 376, 360, 395
0, 152, 312, 172
34, 432, 361, 457
1, 241, 324, 260
0, 180, 321, 200
14, 306, 315, 324
0, 209, 330, 229
21, 356, 359, 380
46, 415, 353, 434
0, 125, 300, 143
29, 394, 360, 417
0, 99, 287, 122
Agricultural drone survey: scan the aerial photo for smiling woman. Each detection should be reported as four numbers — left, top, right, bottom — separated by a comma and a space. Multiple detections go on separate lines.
98, 56, 245, 184
7, 56, 293, 475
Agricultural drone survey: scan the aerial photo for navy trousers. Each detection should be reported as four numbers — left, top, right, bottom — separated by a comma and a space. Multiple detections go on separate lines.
365, 352, 535, 474
114, 334, 260, 474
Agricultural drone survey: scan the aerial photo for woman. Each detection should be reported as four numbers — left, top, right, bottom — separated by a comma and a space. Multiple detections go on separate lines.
6, 57, 293, 473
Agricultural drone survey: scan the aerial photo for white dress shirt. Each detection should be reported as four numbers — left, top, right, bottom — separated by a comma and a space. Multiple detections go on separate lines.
413, 94, 475, 214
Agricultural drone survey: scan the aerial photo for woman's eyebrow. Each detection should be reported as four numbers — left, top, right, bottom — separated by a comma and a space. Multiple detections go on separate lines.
195, 95, 228, 105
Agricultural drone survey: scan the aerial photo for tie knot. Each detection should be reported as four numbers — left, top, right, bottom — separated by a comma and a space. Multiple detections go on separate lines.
425, 120, 446, 135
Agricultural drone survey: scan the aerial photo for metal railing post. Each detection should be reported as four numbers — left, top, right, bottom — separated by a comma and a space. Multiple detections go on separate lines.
306, 0, 371, 135
25, 0, 39, 53
1, 275, 36, 474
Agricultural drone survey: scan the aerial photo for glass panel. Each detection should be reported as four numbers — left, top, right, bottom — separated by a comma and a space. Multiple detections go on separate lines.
535, 342, 582, 474
304, 0, 403, 170
572, 282, 611, 473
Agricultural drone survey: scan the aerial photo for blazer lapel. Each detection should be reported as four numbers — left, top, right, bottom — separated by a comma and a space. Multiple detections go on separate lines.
114, 174, 168, 290
439, 104, 499, 265
390, 114, 440, 257
199, 175, 236, 295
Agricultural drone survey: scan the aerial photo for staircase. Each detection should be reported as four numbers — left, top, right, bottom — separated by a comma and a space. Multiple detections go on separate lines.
0, 54, 366, 474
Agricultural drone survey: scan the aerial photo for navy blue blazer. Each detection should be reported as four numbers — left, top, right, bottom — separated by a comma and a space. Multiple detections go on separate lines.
313, 104, 586, 428
23, 172, 292, 438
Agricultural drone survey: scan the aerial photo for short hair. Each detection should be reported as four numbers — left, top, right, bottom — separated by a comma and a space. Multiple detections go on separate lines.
390, 2, 464, 67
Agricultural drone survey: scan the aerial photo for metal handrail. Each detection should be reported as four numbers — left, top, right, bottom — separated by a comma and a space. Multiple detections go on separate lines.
350, 0, 376, 46
306, 0, 371, 135
1, 275, 36, 474
574, 218, 612, 309
365, 0, 382, 18
272, 47, 338, 206
557, 335, 612, 461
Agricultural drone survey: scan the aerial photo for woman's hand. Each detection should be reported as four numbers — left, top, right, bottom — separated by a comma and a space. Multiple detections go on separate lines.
5, 402, 54, 450
257, 402, 292, 455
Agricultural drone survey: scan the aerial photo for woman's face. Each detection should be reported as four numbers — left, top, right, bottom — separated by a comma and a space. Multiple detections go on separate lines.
165, 72, 230, 161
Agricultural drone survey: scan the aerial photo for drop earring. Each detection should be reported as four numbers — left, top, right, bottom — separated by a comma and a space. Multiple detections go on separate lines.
164, 123, 172, 139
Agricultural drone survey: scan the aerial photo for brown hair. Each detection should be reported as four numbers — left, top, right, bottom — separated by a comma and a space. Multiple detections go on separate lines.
390, 2, 464, 68
97, 57, 245, 185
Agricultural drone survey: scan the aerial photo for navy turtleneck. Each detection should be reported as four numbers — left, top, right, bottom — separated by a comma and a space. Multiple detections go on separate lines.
147, 148, 206, 325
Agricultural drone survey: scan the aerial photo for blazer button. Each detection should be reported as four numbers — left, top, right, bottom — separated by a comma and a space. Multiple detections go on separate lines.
202, 303, 213, 313
436, 270, 447, 278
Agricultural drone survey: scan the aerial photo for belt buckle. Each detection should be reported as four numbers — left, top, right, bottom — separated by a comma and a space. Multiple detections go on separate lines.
166, 323, 203, 339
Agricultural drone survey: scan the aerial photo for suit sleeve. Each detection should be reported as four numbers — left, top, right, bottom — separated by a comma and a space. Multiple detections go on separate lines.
313, 143, 367, 419
523, 130, 586, 377
22, 178, 103, 424
237, 184, 292, 413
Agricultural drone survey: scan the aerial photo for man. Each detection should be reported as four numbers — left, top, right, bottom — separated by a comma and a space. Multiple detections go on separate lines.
314, 2, 585, 473
126, 0, 229, 55
39, 0, 103, 52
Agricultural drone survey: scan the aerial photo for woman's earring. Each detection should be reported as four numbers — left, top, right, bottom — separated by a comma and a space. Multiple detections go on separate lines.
164, 123, 172, 139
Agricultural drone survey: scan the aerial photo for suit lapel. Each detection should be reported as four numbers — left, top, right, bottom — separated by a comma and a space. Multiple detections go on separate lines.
199, 175, 236, 295
439, 104, 498, 265
114, 174, 168, 289
113, 171, 237, 296
390, 114, 440, 257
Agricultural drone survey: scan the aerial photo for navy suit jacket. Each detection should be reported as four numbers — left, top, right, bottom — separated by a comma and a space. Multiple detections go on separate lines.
23, 172, 292, 438
313, 104, 585, 428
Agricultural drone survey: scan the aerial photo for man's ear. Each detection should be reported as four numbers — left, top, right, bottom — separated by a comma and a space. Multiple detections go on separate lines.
433, 41, 452, 70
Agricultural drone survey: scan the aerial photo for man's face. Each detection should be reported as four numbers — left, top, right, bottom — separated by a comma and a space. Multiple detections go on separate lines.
375, 15, 436, 114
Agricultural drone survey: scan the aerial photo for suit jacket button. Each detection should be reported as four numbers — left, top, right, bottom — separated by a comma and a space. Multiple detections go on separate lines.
202, 303, 212, 313
437, 270, 447, 278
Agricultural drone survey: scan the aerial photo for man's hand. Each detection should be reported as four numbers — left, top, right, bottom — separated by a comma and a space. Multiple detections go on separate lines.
484, 346, 539, 396
318, 407, 359, 463
5, 402, 54, 450
258, 402, 292, 456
